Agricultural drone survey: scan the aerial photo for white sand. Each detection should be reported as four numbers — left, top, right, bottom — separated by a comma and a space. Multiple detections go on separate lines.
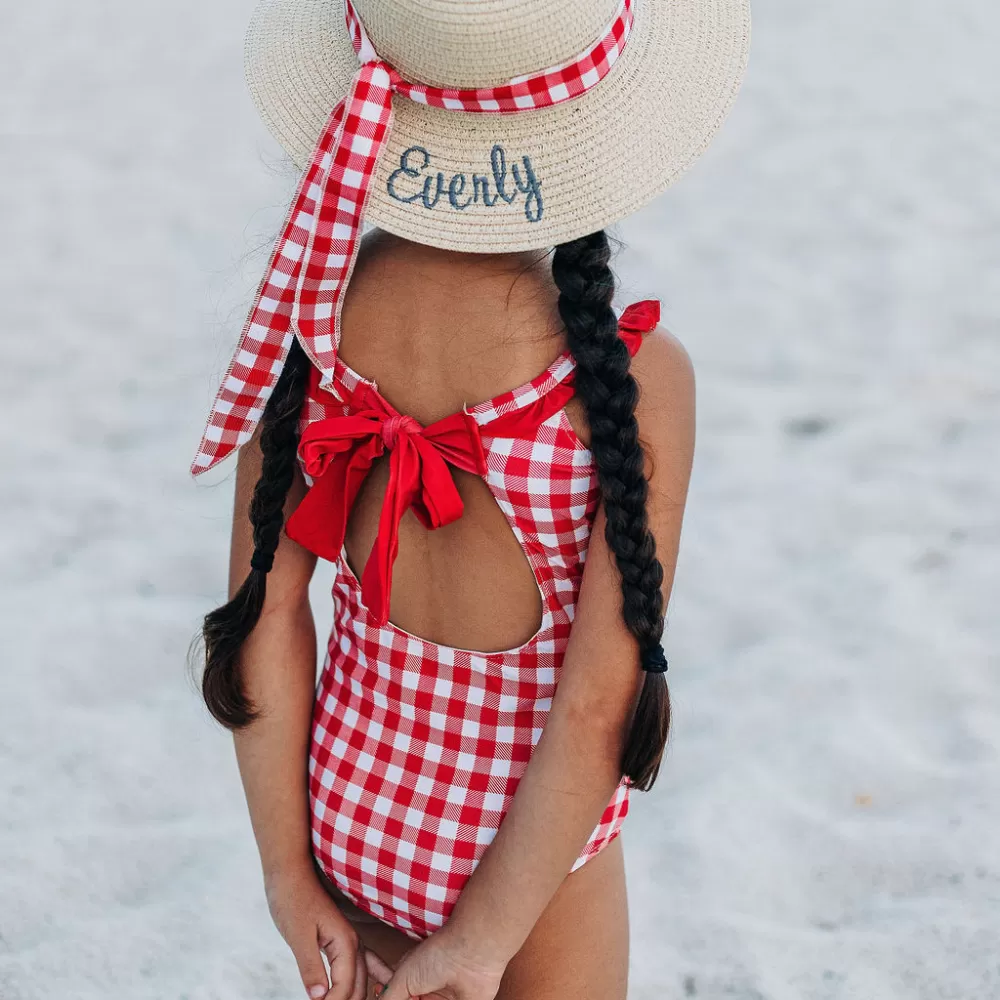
1, 1, 997, 998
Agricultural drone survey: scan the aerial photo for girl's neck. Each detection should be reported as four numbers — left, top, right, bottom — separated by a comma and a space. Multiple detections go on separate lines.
359, 227, 551, 280
348, 227, 561, 333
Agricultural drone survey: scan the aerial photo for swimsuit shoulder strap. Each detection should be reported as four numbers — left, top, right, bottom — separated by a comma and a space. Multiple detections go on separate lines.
476, 299, 661, 437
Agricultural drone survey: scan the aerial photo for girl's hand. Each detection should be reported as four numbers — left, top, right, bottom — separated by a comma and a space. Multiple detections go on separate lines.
372, 926, 507, 1000
265, 866, 395, 1000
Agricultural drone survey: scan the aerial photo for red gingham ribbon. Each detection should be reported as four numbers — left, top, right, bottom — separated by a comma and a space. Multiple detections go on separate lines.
191, 0, 635, 475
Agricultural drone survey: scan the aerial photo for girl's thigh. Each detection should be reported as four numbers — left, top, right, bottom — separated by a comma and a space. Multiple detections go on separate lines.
498, 834, 629, 1000
340, 835, 630, 1000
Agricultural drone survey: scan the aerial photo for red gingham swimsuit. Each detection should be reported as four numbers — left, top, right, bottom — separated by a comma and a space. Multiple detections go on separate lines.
294, 300, 659, 940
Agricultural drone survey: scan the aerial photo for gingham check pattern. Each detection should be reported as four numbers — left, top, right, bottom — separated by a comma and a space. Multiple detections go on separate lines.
347, 0, 634, 113
306, 304, 657, 939
191, 0, 635, 475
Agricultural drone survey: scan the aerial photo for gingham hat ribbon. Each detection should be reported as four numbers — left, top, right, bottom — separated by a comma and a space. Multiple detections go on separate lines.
191, 0, 635, 475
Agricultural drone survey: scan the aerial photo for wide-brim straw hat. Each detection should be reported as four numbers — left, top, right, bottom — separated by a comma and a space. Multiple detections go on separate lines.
245, 0, 751, 252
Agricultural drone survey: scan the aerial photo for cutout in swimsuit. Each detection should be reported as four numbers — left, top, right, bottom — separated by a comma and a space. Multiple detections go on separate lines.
288, 300, 660, 940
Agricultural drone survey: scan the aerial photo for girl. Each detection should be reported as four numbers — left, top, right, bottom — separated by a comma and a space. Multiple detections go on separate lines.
193, 1, 749, 997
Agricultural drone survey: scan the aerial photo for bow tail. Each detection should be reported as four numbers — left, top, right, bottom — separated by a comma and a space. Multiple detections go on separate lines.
284, 456, 353, 564
359, 439, 423, 625
292, 62, 397, 382
409, 435, 471, 530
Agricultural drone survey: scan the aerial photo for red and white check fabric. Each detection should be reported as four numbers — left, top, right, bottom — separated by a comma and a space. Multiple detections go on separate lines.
190, 0, 635, 475
307, 302, 658, 940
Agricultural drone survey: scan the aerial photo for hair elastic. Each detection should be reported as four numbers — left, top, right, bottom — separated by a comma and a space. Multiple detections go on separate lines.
641, 644, 669, 674
250, 549, 275, 574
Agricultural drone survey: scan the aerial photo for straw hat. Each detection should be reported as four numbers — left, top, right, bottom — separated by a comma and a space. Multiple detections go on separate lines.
244, 0, 750, 252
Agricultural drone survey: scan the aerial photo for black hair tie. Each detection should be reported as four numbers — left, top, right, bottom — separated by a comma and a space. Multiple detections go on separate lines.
641, 644, 669, 674
250, 549, 275, 574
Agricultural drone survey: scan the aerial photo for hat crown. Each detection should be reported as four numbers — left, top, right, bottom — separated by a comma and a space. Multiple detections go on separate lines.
351, 0, 623, 88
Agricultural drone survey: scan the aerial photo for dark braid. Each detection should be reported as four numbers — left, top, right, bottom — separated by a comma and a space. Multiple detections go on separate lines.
552, 231, 671, 790
200, 339, 312, 728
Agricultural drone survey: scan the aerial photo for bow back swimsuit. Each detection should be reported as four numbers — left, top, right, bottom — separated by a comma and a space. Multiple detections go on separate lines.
284, 299, 660, 940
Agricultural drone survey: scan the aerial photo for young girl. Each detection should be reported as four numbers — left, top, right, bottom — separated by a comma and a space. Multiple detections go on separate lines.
193, 1, 749, 997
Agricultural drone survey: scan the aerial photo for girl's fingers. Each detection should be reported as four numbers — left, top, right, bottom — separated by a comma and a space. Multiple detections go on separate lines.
347, 948, 368, 1000
372, 961, 398, 1000
287, 929, 330, 1000
376, 960, 421, 1000
374, 977, 399, 1000
321, 935, 361, 1000
363, 947, 395, 987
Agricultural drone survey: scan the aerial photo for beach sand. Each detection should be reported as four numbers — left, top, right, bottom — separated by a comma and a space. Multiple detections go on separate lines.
1, 1, 998, 997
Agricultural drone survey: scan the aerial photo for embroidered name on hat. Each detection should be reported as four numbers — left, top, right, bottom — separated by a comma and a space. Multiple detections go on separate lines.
388, 145, 543, 223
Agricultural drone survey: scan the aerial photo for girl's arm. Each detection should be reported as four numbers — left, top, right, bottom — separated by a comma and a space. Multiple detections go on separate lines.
228, 432, 317, 880
378, 329, 696, 998
226, 435, 391, 1000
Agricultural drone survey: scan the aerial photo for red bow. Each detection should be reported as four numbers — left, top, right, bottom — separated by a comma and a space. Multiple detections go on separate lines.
285, 385, 488, 625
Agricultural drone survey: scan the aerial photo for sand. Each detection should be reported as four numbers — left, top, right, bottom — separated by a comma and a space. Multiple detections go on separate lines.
1, 0, 998, 997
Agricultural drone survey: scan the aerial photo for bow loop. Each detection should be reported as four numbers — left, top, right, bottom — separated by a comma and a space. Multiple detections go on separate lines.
406, 434, 468, 531
422, 410, 490, 478
298, 414, 384, 478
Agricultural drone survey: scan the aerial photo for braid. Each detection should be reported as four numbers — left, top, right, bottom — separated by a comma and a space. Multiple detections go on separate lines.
200, 340, 312, 728
552, 231, 671, 790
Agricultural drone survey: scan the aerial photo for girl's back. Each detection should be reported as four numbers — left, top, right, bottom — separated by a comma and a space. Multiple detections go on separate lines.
337, 231, 579, 654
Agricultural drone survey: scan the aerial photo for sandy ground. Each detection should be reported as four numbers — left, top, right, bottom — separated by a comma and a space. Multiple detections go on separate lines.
1, 1, 998, 998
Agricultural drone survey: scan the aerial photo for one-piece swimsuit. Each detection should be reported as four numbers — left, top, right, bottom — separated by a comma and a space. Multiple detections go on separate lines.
288, 300, 660, 940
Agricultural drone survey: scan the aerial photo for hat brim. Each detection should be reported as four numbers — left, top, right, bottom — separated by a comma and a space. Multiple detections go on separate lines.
244, 0, 751, 252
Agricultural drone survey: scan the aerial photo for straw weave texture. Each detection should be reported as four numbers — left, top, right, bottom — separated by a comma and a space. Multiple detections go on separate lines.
245, 0, 751, 251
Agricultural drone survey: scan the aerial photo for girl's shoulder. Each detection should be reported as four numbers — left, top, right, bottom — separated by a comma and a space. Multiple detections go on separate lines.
625, 303, 695, 461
